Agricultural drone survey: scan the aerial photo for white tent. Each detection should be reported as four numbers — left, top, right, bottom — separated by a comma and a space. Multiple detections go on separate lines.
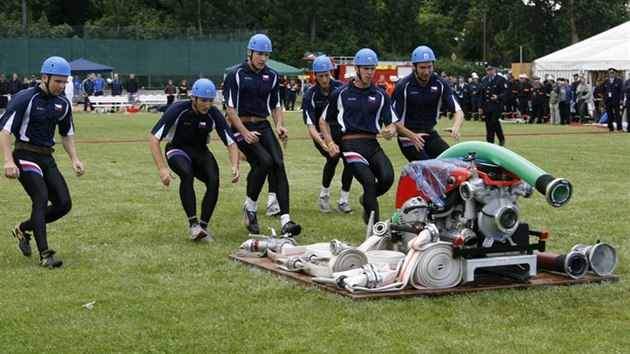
533, 21, 630, 80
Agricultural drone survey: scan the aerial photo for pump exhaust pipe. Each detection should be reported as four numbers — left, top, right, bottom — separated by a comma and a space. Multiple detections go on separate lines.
536, 251, 589, 279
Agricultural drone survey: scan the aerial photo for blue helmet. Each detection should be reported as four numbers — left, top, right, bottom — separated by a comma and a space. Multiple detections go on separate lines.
191, 78, 217, 99
411, 46, 436, 63
248, 34, 272, 53
40, 56, 71, 77
312, 56, 334, 73
353, 48, 378, 66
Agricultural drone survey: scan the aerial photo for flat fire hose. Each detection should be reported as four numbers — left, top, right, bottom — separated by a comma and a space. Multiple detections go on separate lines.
315, 229, 462, 292
398, 241, 462, 289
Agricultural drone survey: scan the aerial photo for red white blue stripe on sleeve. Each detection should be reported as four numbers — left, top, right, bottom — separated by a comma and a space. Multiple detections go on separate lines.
166, 149, 191, 162
343, 151, 369, 165
18, 159, 43, 177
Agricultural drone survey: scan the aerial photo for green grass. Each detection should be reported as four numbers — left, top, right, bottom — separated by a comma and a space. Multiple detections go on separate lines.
1, 110, 629, 353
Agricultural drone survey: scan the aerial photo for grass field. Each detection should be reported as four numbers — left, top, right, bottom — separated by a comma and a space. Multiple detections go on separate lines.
1, 110, 628, 353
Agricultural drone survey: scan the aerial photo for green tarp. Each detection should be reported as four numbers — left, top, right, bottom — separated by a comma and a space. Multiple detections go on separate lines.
224, 59, 303, 76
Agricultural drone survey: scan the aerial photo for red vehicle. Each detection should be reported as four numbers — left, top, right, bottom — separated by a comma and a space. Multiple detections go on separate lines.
301, 53, 412, 85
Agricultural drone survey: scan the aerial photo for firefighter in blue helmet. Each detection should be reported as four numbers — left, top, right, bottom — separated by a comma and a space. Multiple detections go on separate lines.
320, 48, 425, 224
150, 78, 240, 243
223, 33, 302, 236
0, 56, 85, 268
302, 55, 353, 214
391, 45, 463, 162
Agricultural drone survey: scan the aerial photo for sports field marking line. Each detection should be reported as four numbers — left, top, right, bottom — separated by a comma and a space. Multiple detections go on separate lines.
75, 130, 613, 144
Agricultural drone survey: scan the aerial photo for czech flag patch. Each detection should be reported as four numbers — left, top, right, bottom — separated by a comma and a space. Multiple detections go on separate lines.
368, 96, 376, 103
262, 75, 270, 81
430, 86, 438, 93
54, 104, 63, 111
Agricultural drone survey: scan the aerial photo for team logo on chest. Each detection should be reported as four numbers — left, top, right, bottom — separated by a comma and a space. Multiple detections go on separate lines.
262, 75, 270, 81
430, 86, 438, 93
368, 96, 376, 103
198, 121, 207, 129
54, 104, 63, 112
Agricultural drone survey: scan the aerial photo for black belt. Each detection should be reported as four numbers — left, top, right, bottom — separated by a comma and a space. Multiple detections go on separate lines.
14, 141, 55, 155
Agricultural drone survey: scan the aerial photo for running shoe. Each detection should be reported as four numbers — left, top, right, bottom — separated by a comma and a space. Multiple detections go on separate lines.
319, 196, 331, 213
266, 200, 280, 217
12, 224, 32, 257
281, 221, 302, 237
337, 202, 353, 214
40, 249, 63, 268
243, 206, 260, 234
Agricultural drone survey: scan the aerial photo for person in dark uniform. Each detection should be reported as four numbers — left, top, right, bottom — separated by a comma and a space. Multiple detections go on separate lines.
623, 73, 630, 131
164, 79, 176, 106
82, 73, 95, 111
0, 56, 85, 268
302, 55, 353, 214
320, 48, 425, 224
224, 33, 301, 236
454, 75, 471, 120
517, 73, 532, 120
480, 62, 507, 146
9, 73, 23, 96
470, 73, 482, 121
150, 79, 240, 242
110, 73, 123, 96
0, 74, 10, 112
602, 68, 623, 131
286, 78, 299, 111
391, 45, 463, 162
177, 79, 188, 100
530, 76, 546, 124
505, 74, 519, 119
125, 73, 139, 106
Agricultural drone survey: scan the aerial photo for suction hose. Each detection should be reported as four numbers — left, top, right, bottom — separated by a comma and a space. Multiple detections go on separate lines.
536, 251, 588, 279
438, 141, 572, 207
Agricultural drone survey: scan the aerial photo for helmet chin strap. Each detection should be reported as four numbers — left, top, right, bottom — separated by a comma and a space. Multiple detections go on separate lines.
191, 97, 201, 113
42, 75, 51, 95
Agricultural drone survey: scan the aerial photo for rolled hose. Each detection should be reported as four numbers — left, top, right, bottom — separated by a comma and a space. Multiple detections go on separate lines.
437, 141, 572, 207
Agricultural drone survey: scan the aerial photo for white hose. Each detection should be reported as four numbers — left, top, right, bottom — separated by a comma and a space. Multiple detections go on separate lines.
329, 248, 368, 272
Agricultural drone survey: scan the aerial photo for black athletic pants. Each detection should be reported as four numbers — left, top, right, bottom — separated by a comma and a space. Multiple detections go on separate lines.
165, 144, 220, 224
13, 149, 72, 253
341, 138, 394, 223
237, 121, 291, 214
314, 125, 352, 191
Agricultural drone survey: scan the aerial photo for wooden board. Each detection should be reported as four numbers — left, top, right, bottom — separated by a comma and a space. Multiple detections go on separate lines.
229, 254, 619, 300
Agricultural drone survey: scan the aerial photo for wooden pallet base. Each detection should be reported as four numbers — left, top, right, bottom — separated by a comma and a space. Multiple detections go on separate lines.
229, 254, 619, 300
